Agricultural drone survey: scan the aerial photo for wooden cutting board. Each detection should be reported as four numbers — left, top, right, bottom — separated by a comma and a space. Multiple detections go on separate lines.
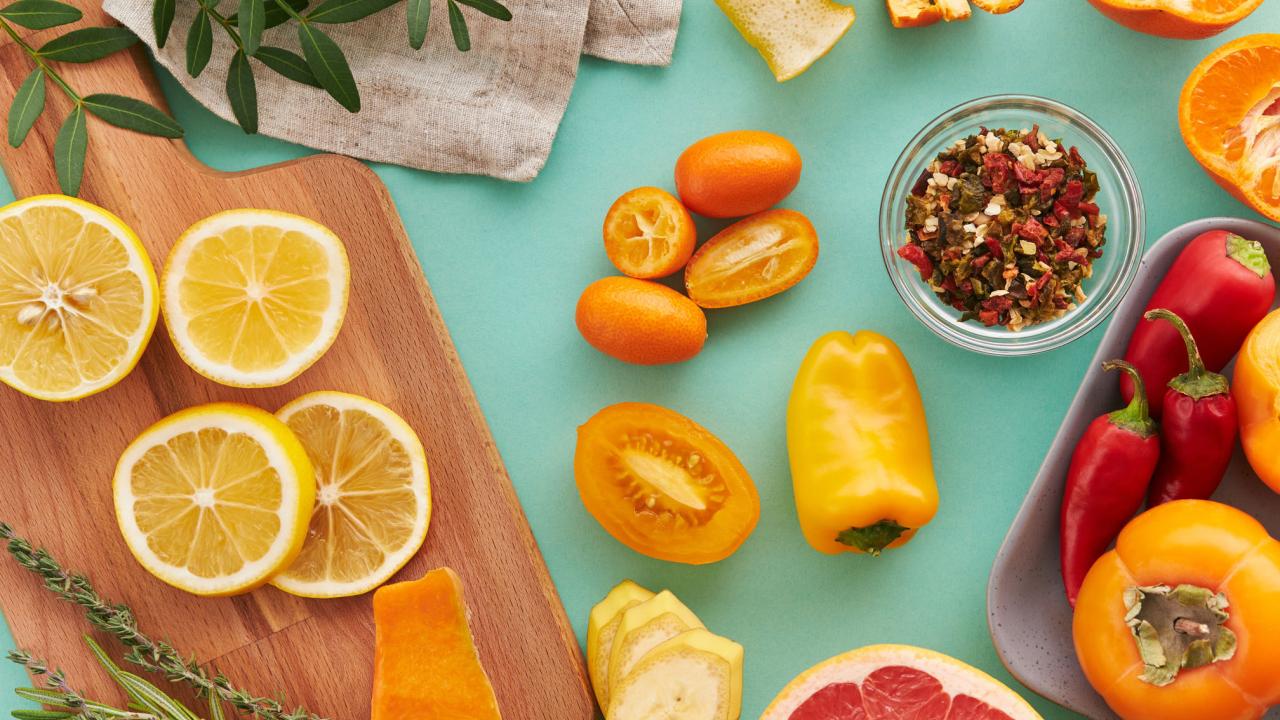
0, 4, 593, 719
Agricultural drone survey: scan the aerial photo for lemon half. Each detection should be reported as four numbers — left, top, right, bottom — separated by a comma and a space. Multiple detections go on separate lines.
113, 403, 316, 596
271, 391, 431, 598
162, 209, 349, 388
0, 195, 158, 401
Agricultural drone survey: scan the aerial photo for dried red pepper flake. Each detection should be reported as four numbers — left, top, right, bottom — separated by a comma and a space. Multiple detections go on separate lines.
898, 127, 1108, 331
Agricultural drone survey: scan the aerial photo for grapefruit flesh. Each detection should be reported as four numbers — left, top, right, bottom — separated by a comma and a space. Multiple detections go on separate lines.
765, 645, 1041, 720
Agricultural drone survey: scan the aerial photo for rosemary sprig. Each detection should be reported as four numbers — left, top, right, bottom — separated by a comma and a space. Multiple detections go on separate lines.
0, 523, 325, 720
174, 0, 512, 134
0, 0, 183, 195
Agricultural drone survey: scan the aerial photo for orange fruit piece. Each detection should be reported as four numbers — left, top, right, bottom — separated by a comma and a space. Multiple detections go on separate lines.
675, 130, 802, 218
576, 276, 706, 365
886, 0, 943, 27
603, 187, 696, 279
575, 402, 760, 565
684, 209, 820, 308
1180, 34, 1280, 223
971, 0, 1023, 12
935, 0, 971, 21
1086, 0, 1263, 39
371, 567, 501, 720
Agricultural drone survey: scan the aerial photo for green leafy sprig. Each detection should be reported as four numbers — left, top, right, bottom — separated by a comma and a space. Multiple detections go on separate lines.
0, 0, 183, 195
173, 0, 512, 133
0, 523, 325, 720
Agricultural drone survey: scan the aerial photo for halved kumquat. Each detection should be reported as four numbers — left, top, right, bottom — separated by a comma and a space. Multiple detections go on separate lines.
1180, 34, 1280, 222
684, 209, 819, 308
603, 187, 696, 279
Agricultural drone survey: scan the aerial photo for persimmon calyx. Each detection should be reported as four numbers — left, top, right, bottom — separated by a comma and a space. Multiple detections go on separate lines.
1124, 584, 1238, 687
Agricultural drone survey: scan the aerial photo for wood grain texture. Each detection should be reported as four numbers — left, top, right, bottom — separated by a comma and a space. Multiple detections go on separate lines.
0, 5, 594, 719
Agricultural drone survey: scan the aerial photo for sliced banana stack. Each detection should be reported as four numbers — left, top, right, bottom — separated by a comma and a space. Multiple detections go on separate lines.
587, 581, 744, 720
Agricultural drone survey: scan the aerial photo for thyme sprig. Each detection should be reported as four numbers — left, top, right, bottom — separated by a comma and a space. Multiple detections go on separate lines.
171, 0, 512, 134
0, 523, 326, 720
0, 0, 184, 195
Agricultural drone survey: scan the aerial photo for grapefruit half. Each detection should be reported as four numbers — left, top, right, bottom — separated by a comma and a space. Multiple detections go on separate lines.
761, 644, 1043, 720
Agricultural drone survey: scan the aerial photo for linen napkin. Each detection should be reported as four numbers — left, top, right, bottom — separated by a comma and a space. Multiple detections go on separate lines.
103, 0, 683, 181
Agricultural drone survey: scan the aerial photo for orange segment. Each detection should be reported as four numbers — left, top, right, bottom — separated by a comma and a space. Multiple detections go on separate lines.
1087, 0, 1264, 39
684, 209, 819, 308
603, 187, 696, 279
1180, 34, 1280, 222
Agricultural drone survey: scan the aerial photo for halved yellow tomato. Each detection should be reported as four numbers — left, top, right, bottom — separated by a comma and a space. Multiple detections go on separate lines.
684, 209, 819, 308
574, 402, 760, 565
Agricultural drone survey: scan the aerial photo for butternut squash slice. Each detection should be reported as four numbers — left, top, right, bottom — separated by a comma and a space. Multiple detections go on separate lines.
372, 567, 501, 720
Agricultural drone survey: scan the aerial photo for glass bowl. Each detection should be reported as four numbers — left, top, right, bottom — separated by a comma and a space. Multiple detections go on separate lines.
879, 95, 1145, 356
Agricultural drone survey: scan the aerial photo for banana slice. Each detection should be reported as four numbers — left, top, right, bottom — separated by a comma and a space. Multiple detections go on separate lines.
607, 629, 744, 720
608, 590, 705, 699
588, 580, 655, 711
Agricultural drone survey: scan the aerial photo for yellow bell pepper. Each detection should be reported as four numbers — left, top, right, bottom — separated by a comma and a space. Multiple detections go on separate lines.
786, 330, 938, 555
1233, 308, 1280, 493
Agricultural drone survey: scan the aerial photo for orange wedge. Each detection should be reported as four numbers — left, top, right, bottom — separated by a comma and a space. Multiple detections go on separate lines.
715, 0, 855, 82
971, 0, 1023, 13
1180, 34, 1280, 223
1086, 0, 1263, 39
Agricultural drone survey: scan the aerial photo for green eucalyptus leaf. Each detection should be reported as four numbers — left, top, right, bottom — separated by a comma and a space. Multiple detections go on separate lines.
238, 0, 264, 54
298, 23, 359, 112
38, 26, 137, 62
152, 0, 174, 47
406, 0, 427, 49
262, 0, 306, 28
225, 50, 258, 134
305, 0, 397, 24
53, 105, 86, 196
255, 46, 319, 87
185, 10, 213, 77
7, 68, 44, 148
452, 0, 509, 20
446, 0, 468, 51
0, 0, 81, 30
82, 94, 183, 137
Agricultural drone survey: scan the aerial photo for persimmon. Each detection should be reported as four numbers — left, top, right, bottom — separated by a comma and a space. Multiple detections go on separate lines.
574, 402, 760, 565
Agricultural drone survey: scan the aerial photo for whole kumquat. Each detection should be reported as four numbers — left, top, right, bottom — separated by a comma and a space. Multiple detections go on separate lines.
575, 277, 707, 365
674, 130, 802, 218
602, 187, 697, 279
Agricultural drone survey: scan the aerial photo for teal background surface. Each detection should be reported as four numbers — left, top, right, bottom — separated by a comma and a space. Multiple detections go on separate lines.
2, 2, 1279, 718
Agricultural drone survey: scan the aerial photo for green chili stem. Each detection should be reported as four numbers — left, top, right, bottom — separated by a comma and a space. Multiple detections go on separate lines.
0, 17, 81, 102
1103, 359, 1156, 436
1145, 309, 1205, 376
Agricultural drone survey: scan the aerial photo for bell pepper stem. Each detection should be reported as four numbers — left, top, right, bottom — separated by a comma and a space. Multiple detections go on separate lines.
1143, 309, 1229, 400
836, 519, 907, 557
1102, 360, 1156, 437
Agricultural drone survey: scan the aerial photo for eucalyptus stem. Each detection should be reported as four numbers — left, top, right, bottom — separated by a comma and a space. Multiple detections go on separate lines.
0, 16, 80, 101
197, 0, 243, 50
0, 523, 325, 720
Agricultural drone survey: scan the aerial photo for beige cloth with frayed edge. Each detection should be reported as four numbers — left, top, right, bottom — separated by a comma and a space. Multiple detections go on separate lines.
103, 0, 682, 181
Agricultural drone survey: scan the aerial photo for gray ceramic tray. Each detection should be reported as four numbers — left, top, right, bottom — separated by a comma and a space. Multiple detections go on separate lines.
987, 217, 1280, 720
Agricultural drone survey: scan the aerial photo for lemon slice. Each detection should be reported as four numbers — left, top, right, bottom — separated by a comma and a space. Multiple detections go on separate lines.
162, 209, 349, 388
0, 195, 158, 401
113, 403, 316, 596
715, 0, 856, 82
271, 391, 430, 598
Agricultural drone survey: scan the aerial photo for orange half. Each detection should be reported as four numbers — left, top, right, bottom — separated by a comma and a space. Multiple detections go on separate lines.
1180, 34, 1280, 222
1087, 0, 1263, 39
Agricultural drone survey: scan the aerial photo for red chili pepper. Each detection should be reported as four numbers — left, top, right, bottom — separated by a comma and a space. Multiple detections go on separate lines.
1143, 309, 1238, 506
1060, 360, 1159, 607
1121, 230, 1275, 417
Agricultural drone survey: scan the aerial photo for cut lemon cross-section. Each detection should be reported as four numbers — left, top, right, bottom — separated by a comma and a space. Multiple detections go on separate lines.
272, 391, 430, 598
113, 403, 316, 596
0, 195, 158, 401
162, 209, 349, 388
